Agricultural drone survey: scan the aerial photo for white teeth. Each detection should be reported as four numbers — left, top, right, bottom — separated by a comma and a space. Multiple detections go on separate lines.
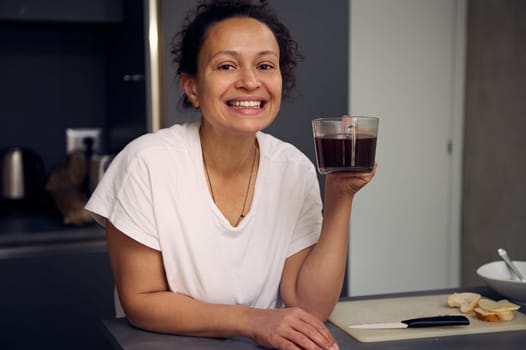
229, 100, 262, 108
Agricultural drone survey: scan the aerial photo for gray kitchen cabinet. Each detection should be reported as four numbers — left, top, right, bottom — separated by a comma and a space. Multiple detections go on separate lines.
0, 0, 146, 176
0, 0, 123, 23
0, 243, 114, 349
0, 0, 146, 233
0, 1, 142, 348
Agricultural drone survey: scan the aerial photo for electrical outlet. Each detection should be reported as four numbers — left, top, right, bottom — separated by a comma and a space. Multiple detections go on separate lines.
66, 128, 101, 154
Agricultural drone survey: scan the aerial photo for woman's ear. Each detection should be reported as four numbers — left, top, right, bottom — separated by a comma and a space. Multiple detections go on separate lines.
180, 73, 200, 109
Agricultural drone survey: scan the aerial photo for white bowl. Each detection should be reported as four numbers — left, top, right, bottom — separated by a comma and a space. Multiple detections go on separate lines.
476, 261, 526, 303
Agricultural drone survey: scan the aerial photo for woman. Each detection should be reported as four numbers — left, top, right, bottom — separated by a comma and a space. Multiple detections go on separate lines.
86, 1, 375, 349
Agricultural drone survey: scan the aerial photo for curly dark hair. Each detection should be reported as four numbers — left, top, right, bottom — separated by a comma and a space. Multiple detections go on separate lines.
171, 0, 302, 108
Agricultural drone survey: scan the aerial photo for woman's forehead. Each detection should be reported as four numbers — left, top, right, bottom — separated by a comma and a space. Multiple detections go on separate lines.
200, 17, 279, 57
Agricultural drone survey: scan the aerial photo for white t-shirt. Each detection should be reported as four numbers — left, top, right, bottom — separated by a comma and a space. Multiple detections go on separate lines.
86, 121, 322, 309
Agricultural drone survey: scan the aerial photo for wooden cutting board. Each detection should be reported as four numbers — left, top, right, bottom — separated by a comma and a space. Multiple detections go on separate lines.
329, 294, 526, 343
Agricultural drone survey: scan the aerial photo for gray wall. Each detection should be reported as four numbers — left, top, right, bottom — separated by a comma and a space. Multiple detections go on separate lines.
462, 0, 526, 285
161, 0, 349, 165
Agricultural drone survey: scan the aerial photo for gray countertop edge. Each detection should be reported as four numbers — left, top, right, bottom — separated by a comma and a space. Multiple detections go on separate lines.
101, 287, 526, 350
0, 226, 105, 244
0, 215, 106, 257
0, 238, 107, 259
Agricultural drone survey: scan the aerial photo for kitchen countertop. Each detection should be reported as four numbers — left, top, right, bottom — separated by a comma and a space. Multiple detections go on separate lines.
0, 213, 105, 258
101, 287, 526, 350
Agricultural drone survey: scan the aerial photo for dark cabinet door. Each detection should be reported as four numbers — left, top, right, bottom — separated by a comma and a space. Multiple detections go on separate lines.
0, 0, 147, 172
106, 0, 147, 154
0, 247, 114, 349
0, 0, 123, 23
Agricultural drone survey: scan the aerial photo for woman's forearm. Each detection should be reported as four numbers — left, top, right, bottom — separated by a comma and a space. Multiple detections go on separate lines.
293, 185, 355, 320
122, 290, 252, 338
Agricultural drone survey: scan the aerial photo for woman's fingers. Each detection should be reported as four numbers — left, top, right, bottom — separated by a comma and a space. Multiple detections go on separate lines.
249, 307, 338, 350
326, 161, 378, 195
287, 308, 338, 349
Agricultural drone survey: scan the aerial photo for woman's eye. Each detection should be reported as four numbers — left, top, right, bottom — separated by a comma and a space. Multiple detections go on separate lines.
218, 64, 235, 70
258, 63, 275, 70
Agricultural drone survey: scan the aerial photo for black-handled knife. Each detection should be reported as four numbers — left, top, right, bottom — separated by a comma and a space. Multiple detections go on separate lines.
348, 315, 470, 329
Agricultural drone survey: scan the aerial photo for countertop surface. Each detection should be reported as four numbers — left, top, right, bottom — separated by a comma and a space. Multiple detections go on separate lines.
102, 287, 526, 350
0, 212, 105, 258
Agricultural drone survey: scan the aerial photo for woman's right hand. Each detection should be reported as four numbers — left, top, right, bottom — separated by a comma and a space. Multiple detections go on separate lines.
245, 307, 339, 350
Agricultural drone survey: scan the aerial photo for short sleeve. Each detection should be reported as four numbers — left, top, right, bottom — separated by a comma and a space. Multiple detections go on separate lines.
85, 149, 160, 251
286, 163, 323, 257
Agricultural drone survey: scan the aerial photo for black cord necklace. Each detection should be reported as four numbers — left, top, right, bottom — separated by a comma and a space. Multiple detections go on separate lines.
201, 140, 258, 226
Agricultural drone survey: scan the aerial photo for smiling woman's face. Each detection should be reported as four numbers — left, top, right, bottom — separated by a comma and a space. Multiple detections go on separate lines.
181, 17, 282, 137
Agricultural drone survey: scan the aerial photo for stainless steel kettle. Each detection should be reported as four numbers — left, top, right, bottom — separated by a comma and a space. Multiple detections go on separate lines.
1, 147, 45, 201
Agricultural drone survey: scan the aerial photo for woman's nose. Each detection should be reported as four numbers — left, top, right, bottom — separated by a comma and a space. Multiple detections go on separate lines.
235, 68, 260, 90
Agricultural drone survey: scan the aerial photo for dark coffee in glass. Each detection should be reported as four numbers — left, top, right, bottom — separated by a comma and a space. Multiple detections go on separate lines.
312, 116, 379, 174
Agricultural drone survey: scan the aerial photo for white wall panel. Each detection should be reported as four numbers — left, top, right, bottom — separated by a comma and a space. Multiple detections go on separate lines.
348, 0, 465, 295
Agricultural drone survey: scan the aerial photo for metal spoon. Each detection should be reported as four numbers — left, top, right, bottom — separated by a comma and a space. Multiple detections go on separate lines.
497, 248, 526, 283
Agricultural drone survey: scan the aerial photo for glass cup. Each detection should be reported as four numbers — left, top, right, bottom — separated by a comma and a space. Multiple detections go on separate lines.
312, 116, 379, 174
